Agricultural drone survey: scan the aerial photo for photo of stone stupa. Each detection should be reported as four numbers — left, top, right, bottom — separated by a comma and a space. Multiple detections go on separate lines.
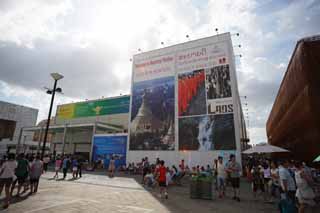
129, 76, 175, 150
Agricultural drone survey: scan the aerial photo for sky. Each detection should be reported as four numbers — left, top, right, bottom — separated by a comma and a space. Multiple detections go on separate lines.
0, 0, 319, 144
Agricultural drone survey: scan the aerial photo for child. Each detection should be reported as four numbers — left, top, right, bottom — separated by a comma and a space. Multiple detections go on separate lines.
156, 160, 168, 199
53, 157, 62, 179
144, 170, 155, 187
72, 158, 78, 179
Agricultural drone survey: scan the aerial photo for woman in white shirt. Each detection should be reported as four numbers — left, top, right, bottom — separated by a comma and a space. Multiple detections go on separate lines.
0, 154, 17, 209
263, 162, 272, 200
295, 162, 315, 213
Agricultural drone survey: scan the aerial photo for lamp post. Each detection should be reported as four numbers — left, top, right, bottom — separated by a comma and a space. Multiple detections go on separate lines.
41, 73, 64, 160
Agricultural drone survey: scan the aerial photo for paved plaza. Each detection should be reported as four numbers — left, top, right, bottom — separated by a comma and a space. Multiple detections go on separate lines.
0, 172, 280, 213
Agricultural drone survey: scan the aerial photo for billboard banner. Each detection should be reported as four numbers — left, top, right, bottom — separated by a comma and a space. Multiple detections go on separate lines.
133, 54, 175, 82
92, 135, 127, 168
179, 114, 236, 151
57, 96, 130, 119
129, 33, 237, 151
130, 76, 175, 150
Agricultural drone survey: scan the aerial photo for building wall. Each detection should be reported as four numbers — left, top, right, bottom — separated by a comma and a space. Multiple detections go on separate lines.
50, 96, 130, 157
55, 113, 129, 131
0, 101, 38, 154
266, 35, 320, 162
55, 95, 130, 134
52, 128, 93, 154
127, 33, 243, 167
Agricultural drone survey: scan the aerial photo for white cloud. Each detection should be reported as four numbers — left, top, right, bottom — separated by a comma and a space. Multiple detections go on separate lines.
0, 0, 71, 47
0, 81, 79, 122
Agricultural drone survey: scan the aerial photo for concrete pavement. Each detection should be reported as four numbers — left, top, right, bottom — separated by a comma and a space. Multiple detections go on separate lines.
1, 172, 279, 213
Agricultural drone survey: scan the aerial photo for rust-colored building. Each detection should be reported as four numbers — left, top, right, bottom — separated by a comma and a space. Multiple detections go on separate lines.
266, 35, 320, 162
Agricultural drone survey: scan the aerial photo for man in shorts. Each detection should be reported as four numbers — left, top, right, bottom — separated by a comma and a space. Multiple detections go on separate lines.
156, 160, 168, 199
217, 156, 226, 198
11, 153, 29, 197
29, 155, 43, 194
227, 154, 241, 201
0, 154, 17, 209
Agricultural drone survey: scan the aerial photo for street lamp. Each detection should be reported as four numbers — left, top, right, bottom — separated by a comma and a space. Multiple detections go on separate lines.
41, 73, 64, 160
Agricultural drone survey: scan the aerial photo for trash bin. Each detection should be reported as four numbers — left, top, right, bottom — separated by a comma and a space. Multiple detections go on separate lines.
199, 179, 212, 200
190, 175, 212, 199
190, 179, 201, 199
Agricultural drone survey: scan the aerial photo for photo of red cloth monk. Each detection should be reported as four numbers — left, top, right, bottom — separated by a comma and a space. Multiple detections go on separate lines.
178, 69, 206, 117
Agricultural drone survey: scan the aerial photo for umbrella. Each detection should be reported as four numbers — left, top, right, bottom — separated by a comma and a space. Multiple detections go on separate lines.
313, 155, 320, 162
243, 144, 290, 154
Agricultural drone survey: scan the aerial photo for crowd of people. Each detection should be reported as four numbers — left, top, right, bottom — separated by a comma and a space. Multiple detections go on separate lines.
178, 70, 205, 116
124, 155, 320, 212
121, 155, 241, 201
52, 155, 83, 179
0, 153, 86, 209
2, 151, 320, 212
244, 158, 320, 213
0, 153, 44, 209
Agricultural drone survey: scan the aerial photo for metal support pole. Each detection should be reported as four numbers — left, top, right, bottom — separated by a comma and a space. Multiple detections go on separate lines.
41, 79, 57, 160
90, 123, 96, 163
61, 124, 67, 155
16, 127, 23, 155
37, 127, 44, 154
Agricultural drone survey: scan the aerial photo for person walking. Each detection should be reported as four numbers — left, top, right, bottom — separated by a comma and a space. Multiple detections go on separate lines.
251, 164, 266, 201
10, 153, 29, 197
43, 155, 50, 173
71, 157, 78, 179
213, 158, 218, 191
156, 160, 168, 199
62, 156, 70, 179
226, 154, 241, 201
76, 157, 83, 178
108, 156, 116, 178
0, 154, 17, 209
263, 161, 272, 196
29, 155, 43, 194
217, 156, 226, 198
295, 162, 316, 213
53, 156, 62, 179
279, 160, 297, 213
279, 160, 296, 201
142, 157, 149, 184
270, 161, 280, 202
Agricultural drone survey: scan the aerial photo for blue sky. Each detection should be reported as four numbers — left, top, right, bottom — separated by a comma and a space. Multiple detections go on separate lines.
0, 0, 319, 144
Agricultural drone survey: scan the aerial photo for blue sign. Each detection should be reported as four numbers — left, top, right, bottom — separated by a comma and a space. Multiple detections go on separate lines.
92, 135, 127, 168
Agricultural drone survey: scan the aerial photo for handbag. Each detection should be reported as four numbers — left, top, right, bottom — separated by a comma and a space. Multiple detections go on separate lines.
278, 197, 297, 213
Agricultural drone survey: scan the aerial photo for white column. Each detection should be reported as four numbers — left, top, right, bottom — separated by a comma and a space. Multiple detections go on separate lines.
61, 124, 68, 155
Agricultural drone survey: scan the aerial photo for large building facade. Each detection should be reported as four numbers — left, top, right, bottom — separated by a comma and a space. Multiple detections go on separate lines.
0, 101, 38, 155
267, 35, 320, 162
127, 33, 247, 166
22, 95, 130, 160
